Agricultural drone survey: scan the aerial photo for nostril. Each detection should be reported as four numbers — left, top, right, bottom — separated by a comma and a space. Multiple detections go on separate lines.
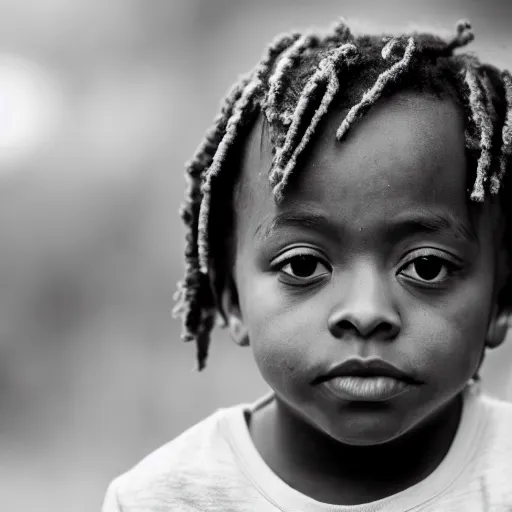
336, 320, 355, 332
381, 322, 395, 333
381, 322, 399, 339
329, 319, 361, 338
329, 316, 399, 340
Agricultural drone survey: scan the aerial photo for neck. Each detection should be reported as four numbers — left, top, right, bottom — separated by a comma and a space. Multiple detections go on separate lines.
249, 394, 462, 505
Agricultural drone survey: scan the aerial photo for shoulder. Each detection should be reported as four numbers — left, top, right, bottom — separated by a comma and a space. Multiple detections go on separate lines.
467, 393, 512, 463
102, 404, 250, 511
467, 394, 512, 504
480, 393, 512, 443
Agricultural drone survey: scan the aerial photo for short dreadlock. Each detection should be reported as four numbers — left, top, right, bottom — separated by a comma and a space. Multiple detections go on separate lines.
173, 18, 512, 370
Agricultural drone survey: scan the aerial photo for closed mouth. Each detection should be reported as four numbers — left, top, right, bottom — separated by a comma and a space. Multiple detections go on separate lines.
314, 358, 423, 386
322, 375, 414, 402
313, 358, 423, 402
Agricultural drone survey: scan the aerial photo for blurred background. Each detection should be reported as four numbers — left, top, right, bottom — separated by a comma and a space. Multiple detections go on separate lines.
0, 0, 510, 510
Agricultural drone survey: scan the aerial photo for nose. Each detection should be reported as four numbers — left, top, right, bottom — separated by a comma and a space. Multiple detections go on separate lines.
327, 264, 401, 341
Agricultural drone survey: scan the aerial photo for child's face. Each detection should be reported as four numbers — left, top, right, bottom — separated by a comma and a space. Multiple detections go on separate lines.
229, 92, 506, 445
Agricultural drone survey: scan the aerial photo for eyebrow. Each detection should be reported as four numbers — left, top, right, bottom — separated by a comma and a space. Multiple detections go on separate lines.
388, 211, 478, 245
256, 209, 339, 240
256, 208, 478, 245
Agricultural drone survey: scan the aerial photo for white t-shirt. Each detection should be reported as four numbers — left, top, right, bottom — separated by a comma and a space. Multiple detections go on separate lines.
102, 384, 512, 511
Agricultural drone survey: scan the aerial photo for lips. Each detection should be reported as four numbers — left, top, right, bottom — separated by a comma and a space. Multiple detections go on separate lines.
315, 358, 422, 402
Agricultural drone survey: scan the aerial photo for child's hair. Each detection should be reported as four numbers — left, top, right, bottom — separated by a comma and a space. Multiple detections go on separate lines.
173, 18, 512, 371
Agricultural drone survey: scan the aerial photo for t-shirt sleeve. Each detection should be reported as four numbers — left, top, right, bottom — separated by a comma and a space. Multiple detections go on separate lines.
101, 480, 122, 512
97, 405, 275, 511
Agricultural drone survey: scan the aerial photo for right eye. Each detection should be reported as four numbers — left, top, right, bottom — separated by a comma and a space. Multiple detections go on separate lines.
278, 254, 331, 282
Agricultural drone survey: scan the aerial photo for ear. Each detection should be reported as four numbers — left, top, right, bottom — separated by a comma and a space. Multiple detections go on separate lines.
485, 305, 510, 349
219, 275, 250, 347
486, 221, 512, 349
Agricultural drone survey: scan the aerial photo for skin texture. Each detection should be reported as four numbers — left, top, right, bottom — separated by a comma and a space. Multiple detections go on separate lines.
223, 92, 509, 505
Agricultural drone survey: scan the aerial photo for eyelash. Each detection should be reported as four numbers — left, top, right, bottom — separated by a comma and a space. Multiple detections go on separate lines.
272, 249, 331, 285
398, 250, 461, 287
272, 248, 461, 287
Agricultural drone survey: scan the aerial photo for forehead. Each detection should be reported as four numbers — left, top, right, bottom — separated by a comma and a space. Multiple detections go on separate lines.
234, 92, 469, 240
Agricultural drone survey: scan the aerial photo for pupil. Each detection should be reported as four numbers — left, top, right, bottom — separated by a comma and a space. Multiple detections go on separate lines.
290, 256, 317, 277
414, 257, 442, 280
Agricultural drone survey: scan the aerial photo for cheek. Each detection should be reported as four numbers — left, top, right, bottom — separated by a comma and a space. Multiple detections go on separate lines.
237, 273, 320, 389
406, 269, 494, 384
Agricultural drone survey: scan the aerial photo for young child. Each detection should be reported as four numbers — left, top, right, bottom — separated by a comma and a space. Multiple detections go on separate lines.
103, 17, 512, 511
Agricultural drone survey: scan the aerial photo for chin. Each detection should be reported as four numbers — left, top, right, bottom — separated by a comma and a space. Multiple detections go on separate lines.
319, 409, 413, 446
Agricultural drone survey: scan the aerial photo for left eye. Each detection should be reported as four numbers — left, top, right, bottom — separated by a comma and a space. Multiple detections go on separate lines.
400, 256, 451, 283
280, 255, 330, 279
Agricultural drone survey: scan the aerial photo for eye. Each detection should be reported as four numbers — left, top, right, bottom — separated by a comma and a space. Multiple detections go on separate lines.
400, 255, 453, 283
277, 253, 331, 282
